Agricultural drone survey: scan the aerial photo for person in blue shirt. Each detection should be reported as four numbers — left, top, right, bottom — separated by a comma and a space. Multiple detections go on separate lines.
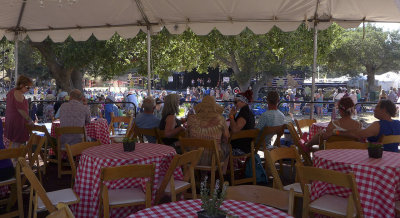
256, 91, 285, 148
104, 96, 119, 127
340, 99, 400, 152
126, 92, 138, 113
135, 97, 161, 143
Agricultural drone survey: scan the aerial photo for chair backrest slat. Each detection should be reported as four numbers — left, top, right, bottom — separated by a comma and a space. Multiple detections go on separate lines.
226, 185, 294, 215
0, 147, 26, 160
325, 141, 367, 150
380, 135, 400, 145
295, 119, 316, 136
134, 127, 160, 143
66, 141, 101, 181
101, 164, 155, 181
256, 125, 285, 151
229, 129, 259, 142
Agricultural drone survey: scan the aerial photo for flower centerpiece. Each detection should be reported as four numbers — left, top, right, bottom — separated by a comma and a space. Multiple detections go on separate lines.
123, 137, 136, 152
198, 176, 228, 218
368, 142, 383, 158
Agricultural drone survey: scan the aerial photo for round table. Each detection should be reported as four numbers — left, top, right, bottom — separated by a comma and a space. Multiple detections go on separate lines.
309, 122, 329, 140
313, 149, 400, 218
128, 199, 292, 217
50, 118, 110, 144
72, 143, 183, 218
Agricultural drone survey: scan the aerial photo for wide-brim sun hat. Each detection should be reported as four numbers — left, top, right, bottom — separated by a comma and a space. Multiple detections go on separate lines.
194, 96, 224, 114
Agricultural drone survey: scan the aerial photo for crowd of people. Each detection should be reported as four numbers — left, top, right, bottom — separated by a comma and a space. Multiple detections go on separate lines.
1, 75, 400, 183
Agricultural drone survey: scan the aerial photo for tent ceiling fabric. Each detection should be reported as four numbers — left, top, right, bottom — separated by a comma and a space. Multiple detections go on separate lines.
0, 0, 400, 42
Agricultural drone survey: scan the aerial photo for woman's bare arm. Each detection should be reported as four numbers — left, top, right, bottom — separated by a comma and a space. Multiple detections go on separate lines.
164, 115, 184, 137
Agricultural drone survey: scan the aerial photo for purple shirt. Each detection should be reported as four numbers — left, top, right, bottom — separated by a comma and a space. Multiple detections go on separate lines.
59, 100, 90, 146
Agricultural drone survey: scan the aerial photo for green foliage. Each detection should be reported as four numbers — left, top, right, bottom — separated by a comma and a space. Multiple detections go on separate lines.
200, 176, 227, 216
327, 25, 400, 84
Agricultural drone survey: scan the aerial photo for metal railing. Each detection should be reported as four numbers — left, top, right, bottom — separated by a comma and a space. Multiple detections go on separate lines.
29, 100, 138, 118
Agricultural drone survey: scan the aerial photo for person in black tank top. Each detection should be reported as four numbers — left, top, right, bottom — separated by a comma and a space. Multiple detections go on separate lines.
229, 90, 255, 153
159, 94, 185, 149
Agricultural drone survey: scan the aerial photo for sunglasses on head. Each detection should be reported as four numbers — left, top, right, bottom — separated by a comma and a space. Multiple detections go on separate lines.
25, 86, 31, 90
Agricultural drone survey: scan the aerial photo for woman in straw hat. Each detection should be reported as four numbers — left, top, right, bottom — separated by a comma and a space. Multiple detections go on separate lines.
187, 96, 230, 169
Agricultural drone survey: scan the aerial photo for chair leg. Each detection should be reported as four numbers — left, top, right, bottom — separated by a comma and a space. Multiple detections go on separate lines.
251, 152, 256, 185
6, 184, 16, 212
229, 153, 234, 186
28, 188, 33, 218
57, 145, 61, 179
17, 175, 23, 218
210, 169, 215, 194
190, 168, 197, 200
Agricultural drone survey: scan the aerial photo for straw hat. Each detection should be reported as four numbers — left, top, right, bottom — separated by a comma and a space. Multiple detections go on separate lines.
194, 96, 224, 115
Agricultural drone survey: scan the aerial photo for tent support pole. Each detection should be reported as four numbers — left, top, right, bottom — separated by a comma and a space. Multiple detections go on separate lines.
311, 24, 317, 120
14, 40, 18, 86
147, 26, 151, 96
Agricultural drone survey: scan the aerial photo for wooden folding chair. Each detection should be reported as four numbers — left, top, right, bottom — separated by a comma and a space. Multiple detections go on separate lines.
55, 127, 87, 178
100, 164, 155, 218
380, 135, 400, 144
26, 124, 53, 174
65, 141, 101, 187
158, 130, 185, 145
265, 146, 305, 197
179, 138, 224, 193
226, 184, 295, 216
228, 129, 259, 186
46, 203, 75, 218
134, 127, 160, 143
155, 148, 203, 204
18, 157, 80, 218
297, 165, 363, 218
108, 115, 133, 136
319, 135, 358, 150
25, 134, 47, 183
256, 124, 286, 151
325, 141, 367, 150
294, 119, 316, 137
0, 148, 25, 218
287, 123, 312, 166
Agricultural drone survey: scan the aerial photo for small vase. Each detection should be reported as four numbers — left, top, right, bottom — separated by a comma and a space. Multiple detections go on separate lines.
197, 210, 226, 218
368, 147, 383, 158
123, 141, 135, 152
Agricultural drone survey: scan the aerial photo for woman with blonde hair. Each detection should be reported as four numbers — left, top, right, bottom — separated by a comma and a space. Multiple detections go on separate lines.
187, 96, 229, 169
5, 75, 33, 147
159, 94, 185, 147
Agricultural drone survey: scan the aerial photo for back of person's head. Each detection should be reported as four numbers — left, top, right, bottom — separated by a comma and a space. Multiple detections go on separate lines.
16, 75, 33, 90
69, 89, 82, 101
142, 97, 155, 112
162, 94, 179, 117
266, 91, 280, 105
379, 99, 397, 117
236, 89, 253, 104
338, 97, 354, 116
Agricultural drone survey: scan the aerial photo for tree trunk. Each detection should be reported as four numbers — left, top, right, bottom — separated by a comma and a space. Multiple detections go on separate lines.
71, 70, 83, 91
366, 64, 376, 93
30, 42, 74, 92
252, 74, 269, 101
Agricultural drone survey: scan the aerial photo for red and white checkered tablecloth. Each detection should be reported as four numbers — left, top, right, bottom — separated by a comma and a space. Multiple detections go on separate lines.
72, 143, 183, 218
309, 122, 329, 140
128, 199, 292, 218
51, 118, 110, 144
313, 149, 400, 218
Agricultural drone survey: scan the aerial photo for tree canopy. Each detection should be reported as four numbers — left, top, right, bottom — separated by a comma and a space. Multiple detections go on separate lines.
327, 25, 400, 92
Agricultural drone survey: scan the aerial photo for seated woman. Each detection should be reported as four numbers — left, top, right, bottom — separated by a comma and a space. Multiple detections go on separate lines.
339, 99, 400, 152
187, 96, 229, 171
159, 94, 186, 148
229, 90, 255, 154
306, 97, 362, 148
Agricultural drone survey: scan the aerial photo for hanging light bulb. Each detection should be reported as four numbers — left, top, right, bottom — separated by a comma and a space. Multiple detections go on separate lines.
40, 0, 44, 7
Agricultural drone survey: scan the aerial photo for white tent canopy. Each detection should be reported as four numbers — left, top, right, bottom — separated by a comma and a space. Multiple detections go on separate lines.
1, 0, 400, 42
